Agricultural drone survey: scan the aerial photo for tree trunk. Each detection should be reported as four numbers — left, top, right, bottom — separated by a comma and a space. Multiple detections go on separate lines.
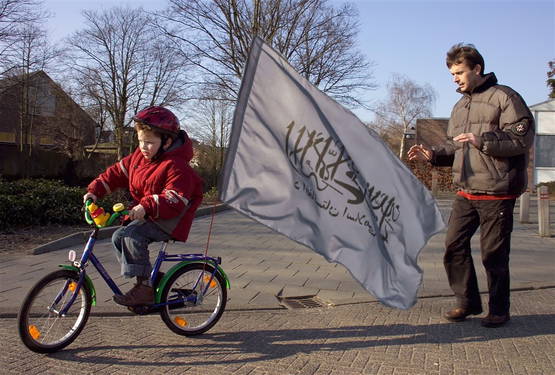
398, 134, 406, 160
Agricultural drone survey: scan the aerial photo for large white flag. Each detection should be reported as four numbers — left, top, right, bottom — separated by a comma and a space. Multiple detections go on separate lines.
219, 37, 445, 309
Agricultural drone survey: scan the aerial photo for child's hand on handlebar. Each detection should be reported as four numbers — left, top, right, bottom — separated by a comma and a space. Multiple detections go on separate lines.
83, 192, 97, 203
128, 204, 146, 221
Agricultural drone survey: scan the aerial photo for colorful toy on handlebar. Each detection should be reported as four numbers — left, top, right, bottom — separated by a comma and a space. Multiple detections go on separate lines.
87, 202, 110, 226
85, 200, 128, 228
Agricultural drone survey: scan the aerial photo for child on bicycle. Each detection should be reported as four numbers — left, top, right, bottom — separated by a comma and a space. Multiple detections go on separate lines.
83, 106, 203, 307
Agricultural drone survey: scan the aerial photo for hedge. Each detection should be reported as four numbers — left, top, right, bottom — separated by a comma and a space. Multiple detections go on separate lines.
0, 178, 128, 228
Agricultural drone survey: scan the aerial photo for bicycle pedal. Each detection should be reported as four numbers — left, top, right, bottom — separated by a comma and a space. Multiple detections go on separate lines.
172, 288, 195, 296
128, 305, 158, 315
169, 301, 186, 310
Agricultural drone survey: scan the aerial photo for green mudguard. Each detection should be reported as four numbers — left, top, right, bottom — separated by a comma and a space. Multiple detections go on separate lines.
58, 265, 97, 306
155, 261, 230, 304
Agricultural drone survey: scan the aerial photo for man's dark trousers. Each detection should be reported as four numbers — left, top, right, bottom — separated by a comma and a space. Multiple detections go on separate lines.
444, 195, 516, 315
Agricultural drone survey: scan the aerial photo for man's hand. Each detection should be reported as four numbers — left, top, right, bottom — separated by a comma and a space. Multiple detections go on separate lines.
453, 132, 479, 147
408, 144, 432, 162
128, 204, 146, 221
83, 192, 97, 203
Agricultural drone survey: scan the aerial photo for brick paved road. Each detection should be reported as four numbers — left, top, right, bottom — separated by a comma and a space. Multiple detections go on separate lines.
2, 199, 554, 314
2, 289, 554, 375
1, 197, 554, 374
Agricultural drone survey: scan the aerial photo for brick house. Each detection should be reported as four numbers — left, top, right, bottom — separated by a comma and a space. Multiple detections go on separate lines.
0, 71, 97, 179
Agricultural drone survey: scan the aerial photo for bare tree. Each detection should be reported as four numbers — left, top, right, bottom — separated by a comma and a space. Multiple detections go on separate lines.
15, 25, 57, 152
188, 92, 233, 187
67, 7, 193, 159
80, 85, 111, 157
373, 74, 437, 158
1, 22, 61, 168
157, 0, 375, 107
367, 117, 404, 156
0, 0, 47, 64
548, 59, 555, 99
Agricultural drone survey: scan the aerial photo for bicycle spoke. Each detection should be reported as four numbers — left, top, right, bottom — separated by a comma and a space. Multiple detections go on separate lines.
18, 270, 92, 353
159, 264, 226, 336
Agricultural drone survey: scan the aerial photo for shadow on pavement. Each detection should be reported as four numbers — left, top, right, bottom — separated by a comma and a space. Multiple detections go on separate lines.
48, 313, 555, 366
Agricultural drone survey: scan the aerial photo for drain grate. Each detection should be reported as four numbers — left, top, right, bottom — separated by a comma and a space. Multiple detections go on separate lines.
277, 295, 328, 309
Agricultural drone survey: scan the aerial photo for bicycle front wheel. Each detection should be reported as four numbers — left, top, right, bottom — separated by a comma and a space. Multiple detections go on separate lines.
159, 263, 227, 336
18, 270, 92, 353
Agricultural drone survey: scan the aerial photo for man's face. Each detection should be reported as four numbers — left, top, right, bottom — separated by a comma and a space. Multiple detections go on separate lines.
138, 129, 162, 160
449, 62, 482, 93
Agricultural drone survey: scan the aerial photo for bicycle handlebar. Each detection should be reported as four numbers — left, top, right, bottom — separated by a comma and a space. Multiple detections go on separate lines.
84, 199, 129, 228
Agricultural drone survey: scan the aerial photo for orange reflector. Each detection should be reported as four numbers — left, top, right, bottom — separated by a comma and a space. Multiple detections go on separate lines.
68, 282, 77, 292
29, 325, 41, 340
174, 317, 188, 327
203, 275, 217, 288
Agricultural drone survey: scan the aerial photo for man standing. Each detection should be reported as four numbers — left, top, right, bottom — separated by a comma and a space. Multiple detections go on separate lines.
408, 43, 534, 328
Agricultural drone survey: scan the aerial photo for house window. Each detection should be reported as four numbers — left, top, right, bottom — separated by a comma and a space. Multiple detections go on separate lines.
29, 84, 56, 117
537, 111, 555, 134
535, 135, 555, 168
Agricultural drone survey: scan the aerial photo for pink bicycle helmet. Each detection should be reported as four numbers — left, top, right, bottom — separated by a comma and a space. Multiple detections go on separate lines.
133, 106, 180, 137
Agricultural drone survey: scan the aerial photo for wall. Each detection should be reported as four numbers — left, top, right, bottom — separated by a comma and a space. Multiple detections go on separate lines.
0, 144, 116, 185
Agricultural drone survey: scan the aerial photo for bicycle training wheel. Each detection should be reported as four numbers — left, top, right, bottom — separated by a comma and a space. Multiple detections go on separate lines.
159, 263, 227, 336
18, 270, 92, 353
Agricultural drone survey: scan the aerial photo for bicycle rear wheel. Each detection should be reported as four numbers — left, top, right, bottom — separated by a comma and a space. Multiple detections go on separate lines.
159, 263, 226, 336
18, 270, 92, 353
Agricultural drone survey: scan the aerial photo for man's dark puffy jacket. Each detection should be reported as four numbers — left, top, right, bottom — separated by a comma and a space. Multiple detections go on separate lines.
431, 73, 535, 195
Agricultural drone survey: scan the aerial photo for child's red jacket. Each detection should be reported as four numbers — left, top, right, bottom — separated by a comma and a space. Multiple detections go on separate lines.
87, 131, 203, 242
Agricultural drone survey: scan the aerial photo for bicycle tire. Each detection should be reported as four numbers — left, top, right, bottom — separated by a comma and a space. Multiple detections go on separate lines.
17, 269, 92, 353
159, 263, 227, 336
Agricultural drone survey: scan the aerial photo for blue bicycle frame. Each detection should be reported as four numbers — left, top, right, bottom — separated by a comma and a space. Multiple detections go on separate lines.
59, 227, 224, 315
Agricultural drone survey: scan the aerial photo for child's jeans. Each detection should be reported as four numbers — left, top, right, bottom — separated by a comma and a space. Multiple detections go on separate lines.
111, 220, 172, 279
